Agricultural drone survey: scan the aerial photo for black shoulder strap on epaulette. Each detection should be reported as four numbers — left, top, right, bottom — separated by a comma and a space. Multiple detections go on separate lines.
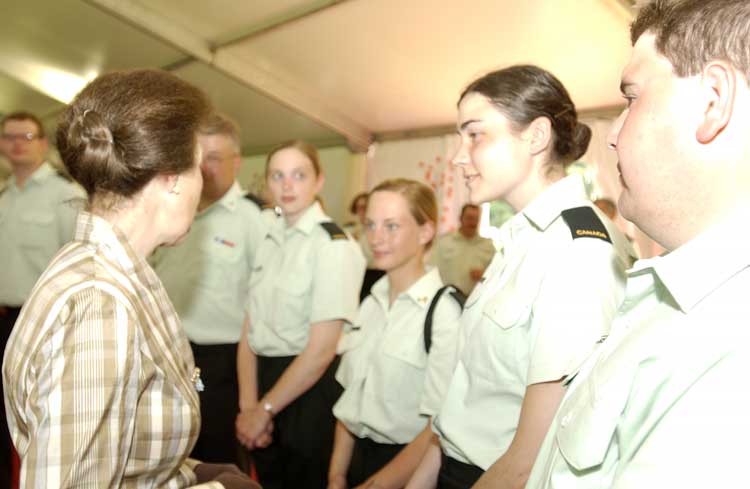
424, 285, 466, 353
320, 221, 347, 240
55, 169, 73, 182
560, 206, 612, 244
244, 192, 265, 209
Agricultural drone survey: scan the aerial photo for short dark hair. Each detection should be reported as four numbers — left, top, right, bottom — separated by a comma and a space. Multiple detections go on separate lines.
56, 69, 211, 202
459, 64, 591, 166
2, 111, 45, 138
460, 203, 480, 218
631, 0, 750, 79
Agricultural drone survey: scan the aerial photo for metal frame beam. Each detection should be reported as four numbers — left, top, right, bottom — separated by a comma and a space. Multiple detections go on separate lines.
86, 0, 372, 151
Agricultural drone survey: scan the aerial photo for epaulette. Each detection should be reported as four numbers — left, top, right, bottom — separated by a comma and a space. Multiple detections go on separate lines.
560, 206, 612, 244
320, 221, 347, 240
54, 169, 73, 182
244, 192, 265, 209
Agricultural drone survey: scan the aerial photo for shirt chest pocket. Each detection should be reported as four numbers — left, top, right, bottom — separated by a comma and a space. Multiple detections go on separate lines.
556, 361, 636, 471
483, 276, 537, 331
272, 277, 312, 329
380, 324, 427, 401
198, 238, 242, 286
20, 212, 55, 248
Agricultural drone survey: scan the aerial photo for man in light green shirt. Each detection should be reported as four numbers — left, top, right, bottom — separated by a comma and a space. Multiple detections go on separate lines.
527, 1, 750, 487
152, 113, 267, 466
0, 111, 84, 488
431, 204, 495, 296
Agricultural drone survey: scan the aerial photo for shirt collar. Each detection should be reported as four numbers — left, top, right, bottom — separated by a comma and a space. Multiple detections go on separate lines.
522, 174, 588, 232
75, 211, 159, 289
200, 181, 242, 215
8, 161, 53, 188
648, 207, 750, 312
371, 267, 443, 310
287, 201, 328, 236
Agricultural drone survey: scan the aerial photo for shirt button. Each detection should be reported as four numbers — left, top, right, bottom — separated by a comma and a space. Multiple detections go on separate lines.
560, 412, 573, 428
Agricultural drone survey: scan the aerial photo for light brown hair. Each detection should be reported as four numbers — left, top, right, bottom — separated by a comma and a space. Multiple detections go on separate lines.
631, 0, 750, 79
265, 140, 321, 177
199, 113, 241, 153
56, 69, 211, 204
370, 178, 438, 249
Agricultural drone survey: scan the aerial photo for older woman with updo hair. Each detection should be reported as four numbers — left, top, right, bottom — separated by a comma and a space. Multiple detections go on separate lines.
2, 70, 258, 489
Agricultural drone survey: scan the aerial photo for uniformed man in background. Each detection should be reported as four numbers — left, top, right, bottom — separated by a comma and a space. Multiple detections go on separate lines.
430, 204, 495, 296
0, 111, 84, 488
152, 113, 267, 465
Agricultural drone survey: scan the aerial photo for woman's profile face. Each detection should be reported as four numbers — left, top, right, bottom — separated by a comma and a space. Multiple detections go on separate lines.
266, 147, 323, 225
452, 92, 533, 206
365, 190, 431, 273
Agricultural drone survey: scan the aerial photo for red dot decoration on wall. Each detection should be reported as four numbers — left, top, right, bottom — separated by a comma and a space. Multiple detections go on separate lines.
419, 154, 462, 233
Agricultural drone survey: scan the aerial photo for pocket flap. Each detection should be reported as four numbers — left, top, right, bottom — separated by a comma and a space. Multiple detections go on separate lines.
556, 364, 635, 470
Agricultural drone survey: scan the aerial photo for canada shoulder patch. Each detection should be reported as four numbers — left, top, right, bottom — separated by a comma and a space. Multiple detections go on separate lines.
244, 192, 265, 209
320, 221, 347, 240
561, 206, 612, 244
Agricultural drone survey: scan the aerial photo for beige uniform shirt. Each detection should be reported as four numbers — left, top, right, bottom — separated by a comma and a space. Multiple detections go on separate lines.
527, 208, 750, 489
431, 232, 496, 295
2, 212, 225, 488
334, 268, 463, 444
0, 162, 84, 305
433, 175, 635, 469
247, 202, 365, 356
152, 182, 265, 344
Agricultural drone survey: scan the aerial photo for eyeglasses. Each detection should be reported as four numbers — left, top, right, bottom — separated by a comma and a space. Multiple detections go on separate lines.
1, 133, 42, 142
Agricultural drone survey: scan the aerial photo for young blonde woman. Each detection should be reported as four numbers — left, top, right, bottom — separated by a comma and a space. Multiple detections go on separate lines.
328, 178, 464, 489
406, 65, 636, 489
235, 140, 365, 489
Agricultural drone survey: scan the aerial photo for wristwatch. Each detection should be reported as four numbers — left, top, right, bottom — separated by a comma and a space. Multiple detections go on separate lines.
262, 401, 275, 417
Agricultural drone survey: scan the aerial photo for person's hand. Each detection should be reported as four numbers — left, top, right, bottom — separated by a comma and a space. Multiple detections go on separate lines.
254, 419, 274, 448
193, 463, 246, 483
328, 474, 347, 489
469, 268, 484, 282
236, 406, 273, 449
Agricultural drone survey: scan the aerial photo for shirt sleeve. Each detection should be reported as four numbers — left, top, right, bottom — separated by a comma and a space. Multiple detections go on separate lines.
23, 287, 141, 488
527, 238, 627, 385
420, 290, 464, 416
309, 238, 366, 325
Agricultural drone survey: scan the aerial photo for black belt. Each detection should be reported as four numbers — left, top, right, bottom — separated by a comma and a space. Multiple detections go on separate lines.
438, 452, 484, 489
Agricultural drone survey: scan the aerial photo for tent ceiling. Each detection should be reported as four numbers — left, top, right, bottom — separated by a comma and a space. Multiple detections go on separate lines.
1, 0, 634, 154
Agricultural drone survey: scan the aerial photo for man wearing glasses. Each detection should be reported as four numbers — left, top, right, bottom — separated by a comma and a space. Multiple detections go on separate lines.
0, 111, 84, 487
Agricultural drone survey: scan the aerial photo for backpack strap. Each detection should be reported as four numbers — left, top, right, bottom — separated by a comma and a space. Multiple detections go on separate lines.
424, 285, 466, 353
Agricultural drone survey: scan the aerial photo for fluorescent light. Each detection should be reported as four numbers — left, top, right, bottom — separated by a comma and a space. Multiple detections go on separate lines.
0, 55, 98, 104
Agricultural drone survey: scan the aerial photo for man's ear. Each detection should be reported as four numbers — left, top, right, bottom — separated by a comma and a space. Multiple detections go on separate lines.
697, 61, 736, 144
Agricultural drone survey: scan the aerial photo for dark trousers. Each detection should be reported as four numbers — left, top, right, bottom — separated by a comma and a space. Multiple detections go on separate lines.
437, 453, 484, 489
189, 342, 241, 465
0, 306, 21, 489
252, 355, 342, 489
347, 436, 405, 488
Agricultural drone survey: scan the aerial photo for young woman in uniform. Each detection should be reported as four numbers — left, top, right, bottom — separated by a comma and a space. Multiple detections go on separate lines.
328, 179, 463, 489
235, 140, 365, 489
405, 65, 636, 489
